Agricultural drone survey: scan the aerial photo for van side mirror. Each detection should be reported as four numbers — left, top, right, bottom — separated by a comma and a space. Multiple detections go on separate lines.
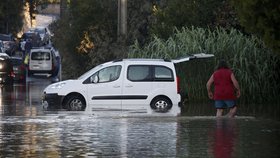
90, 75, 99, 83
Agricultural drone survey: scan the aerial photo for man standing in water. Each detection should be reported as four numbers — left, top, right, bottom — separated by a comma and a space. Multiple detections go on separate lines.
206, 60, 241, 118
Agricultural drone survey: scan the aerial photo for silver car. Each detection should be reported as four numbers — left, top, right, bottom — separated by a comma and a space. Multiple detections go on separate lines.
29, 26, 51, 45
0, 40, 6, 53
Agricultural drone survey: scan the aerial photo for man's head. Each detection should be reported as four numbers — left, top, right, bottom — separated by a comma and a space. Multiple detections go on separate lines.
217, 59, 229, 69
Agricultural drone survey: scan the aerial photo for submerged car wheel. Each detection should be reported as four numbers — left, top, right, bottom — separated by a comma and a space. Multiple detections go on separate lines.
150, 97, 172, 112
65, 95, 86, 111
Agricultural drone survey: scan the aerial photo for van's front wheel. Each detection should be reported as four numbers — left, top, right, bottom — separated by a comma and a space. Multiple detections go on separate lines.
65, 95, 86, 111
150, 97, 172, 112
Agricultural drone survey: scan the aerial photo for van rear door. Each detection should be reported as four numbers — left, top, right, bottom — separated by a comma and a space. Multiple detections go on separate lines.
29, 51, 52, 72
171, 53, 214, 64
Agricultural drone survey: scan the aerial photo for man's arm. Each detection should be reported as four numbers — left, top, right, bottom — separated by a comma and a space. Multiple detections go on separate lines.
231, 73, 241, 98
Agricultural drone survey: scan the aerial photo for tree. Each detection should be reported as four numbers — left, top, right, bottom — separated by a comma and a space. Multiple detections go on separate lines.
232, 0, 280, 54
0, 0, 24, 34
51, 0, 160, 78
150, 0, 226, 38
50, 0, 120, 78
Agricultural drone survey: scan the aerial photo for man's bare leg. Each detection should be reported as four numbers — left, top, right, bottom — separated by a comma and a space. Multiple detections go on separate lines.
216, 109, 223, 117
227, 106, 237, 118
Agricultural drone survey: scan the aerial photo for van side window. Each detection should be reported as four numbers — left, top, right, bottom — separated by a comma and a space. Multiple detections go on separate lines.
154, 66, 174, 81
128, 65, 151, 81
94, 65, 121, 83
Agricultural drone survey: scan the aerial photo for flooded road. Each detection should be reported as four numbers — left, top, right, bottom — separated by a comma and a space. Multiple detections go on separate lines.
1, 78, 280, 157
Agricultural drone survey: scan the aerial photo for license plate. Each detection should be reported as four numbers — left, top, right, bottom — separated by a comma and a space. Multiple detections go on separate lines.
32, 65, 40, 69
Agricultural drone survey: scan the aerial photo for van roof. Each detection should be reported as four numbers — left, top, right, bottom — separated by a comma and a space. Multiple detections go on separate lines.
30, 47, 52, 53
31, 49, 51, 53
113, 58, 171, 62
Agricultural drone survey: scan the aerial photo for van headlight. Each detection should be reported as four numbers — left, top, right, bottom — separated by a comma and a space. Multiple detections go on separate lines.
50, 82, 66, 89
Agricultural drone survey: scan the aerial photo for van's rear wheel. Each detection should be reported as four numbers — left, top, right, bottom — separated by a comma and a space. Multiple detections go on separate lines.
65, 95, 86, 111
151, 97, 172, 112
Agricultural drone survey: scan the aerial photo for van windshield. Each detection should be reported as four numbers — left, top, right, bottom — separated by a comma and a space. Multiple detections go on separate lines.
31, 52, 50, 60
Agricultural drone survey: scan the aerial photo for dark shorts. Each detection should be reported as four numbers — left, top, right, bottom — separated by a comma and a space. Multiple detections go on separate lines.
215, 100, 236, 109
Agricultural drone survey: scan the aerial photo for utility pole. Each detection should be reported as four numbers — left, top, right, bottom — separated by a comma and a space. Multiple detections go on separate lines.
118, 0, 127, 39
29, 0, 34, 27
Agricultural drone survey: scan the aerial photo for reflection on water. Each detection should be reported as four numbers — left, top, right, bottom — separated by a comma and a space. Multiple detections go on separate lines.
175, 117, 280, 158
0, 80, 50, 117
0, 81, 280, 157
0, 114, 280, 157
209, 119, 237, 158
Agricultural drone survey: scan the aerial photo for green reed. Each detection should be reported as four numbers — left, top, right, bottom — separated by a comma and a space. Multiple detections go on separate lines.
128, 27, 280, 104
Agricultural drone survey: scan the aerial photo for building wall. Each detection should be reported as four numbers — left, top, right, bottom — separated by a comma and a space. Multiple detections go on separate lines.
37, 4, 60, 15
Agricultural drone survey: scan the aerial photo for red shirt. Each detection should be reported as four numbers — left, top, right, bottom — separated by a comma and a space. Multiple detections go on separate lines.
213, 68, 236, 100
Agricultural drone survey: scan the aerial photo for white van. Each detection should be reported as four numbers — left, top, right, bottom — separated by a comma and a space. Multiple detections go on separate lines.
42, 54, 213, 115
28, 47, 59, 76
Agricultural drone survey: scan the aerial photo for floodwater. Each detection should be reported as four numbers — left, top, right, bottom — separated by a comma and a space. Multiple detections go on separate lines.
1, 77, 280, 158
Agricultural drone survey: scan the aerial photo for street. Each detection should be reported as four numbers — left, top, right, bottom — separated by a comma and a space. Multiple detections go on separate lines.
0, 77, 280, 157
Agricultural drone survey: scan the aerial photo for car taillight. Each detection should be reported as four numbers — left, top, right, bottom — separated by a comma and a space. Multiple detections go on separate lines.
176, 76, 180, 94
10, 71, 15, 78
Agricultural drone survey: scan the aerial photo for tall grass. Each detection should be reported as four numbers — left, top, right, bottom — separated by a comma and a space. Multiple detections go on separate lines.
128, 27, 280, 105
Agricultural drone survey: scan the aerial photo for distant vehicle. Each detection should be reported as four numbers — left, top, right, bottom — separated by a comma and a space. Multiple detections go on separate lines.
0, 40, 6, 53
10, 57, 26, 82
0, 53, 14, 84
28, 47, 59, 76
0, 34, 17, 55
21, 32, 42, 47
30, 26, 51, 45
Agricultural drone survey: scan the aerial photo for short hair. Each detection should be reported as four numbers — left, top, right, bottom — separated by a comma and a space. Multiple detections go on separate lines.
217, 60, 229, 70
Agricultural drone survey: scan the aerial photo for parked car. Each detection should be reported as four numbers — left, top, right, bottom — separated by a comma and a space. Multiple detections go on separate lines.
30, 26, 51, 45
10, 57, 26, 82
0, 40, 6, 53
0, 34, 17, 56
28, 47, 59, 76
21, 32, 42, 47
0, 53, 14, 84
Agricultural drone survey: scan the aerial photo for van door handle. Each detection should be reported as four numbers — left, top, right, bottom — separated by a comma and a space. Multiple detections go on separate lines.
113, 85, 120, 88
125, 85, 133, 88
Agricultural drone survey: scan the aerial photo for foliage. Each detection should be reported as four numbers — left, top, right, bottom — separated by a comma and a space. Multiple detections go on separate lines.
51, 0, 159, 79
150, 0, 240, 39
0, 0, 24, 34
126, 0, 156, 46
50, 0, 122, 79
128, 27, 280, 104
232, 0, 280, 54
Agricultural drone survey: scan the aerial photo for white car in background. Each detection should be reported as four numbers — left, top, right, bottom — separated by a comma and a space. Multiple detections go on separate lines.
28, 47, 59, 77
0, 40, 6, 53
29, 26, 51, 45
